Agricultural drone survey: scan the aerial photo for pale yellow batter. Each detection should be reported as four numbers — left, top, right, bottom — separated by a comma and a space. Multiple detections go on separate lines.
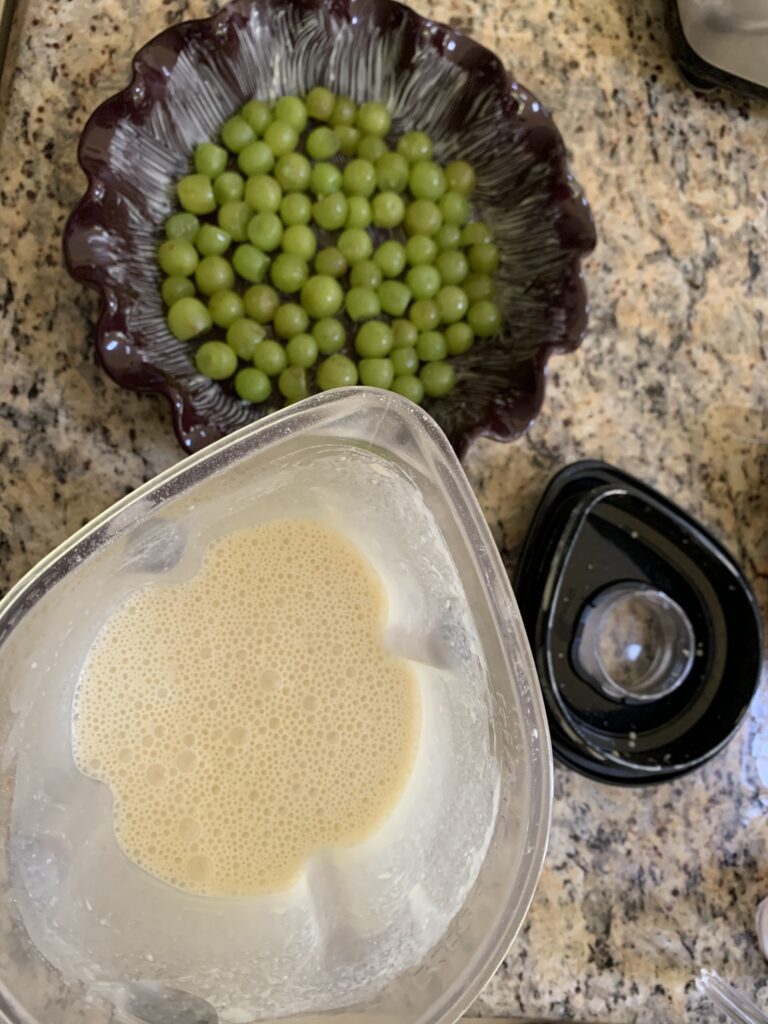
71, 519, 420, 897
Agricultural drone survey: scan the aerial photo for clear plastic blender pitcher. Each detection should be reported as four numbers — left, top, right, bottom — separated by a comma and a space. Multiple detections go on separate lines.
0, 389, 552, 1024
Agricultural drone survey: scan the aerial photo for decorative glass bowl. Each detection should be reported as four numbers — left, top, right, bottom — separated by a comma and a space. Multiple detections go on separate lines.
63, 0, 596, 454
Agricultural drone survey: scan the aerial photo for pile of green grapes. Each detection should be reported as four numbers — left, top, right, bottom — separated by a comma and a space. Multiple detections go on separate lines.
158, 88, 502, 406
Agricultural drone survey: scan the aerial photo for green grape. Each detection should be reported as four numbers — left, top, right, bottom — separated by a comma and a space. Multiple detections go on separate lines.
357, 135, 388, 162
342, 159, 376, 197
278, 365, 309, 401
305, 86, 335, 122
390, 345, 418, 376
335, 125, 360, 155
467, 299, 502, 337
232, 244, 270, 284
405, 235, 438, 266
345, 196, 372, 229
391, 374, 424, 403
375, 151, 409, 192
420, 360, 456, 397
264, 120, 299, 157
316, 354, 358, 390
195, 224, 231, 257
301, 274, 344, 319
167, 296, 212, 341
436, 285, 468, 324
349, 260, 382, 291
306, 126, 339, 160
194, 142, 228, 178
463, 272, 495, 303
167, 107, 486, 407
244, 174, 282, 213
247, 211, 283, 252
274, 302, 310, 339
312, 317, 346, 355
310, 162, 343, 196
243, 283, 280, 324
396, 130, 432, 163
282, 224, 317, 261
252, 339, 287, 376
237, 140, 275, 176
373, 240, 406, 278
208, 289, 245, 328
280, 193, 312, 226
270, 252, 309, 293
165, 211, 199, 242
314, 247, 347, 278
158, 239, 198, 277
404, 199, 442, 236
355, 320, 392, 357
274, 95, 308, 133
221, 115, 255, 153
445, 159, 476, 195
226, 317, 265, 359
378, 281, 411, 317
409, 160, 446, 201
217, 201, 251, 241
286, 333, 319, 368
355, 101, 391, 137
417, 330, 447, 362
436, 249, 469, 285
195, 340, 238, 380
439, 190, 470, 226
275, 152, 311, 192
405, 264, 441, 300
241, 99, 271, 135
371, 191, 405, 228
178, 174, 216, 215
435, 223, 462, 251
195, 254, 235, 295
409, 298, 440, 331
461, 221, 493, 246
468, 242, 499, 273
313, 192, 348, 231
392, 318, 418, 349
359, 357, 394, 389
445, 321, 475, 355
214, 171, 245, 205
337, 227, 373, 265
161, 275, 195, 306
331, 95, 356, 126
234, 367, 272, 403
345, 287, 380, 321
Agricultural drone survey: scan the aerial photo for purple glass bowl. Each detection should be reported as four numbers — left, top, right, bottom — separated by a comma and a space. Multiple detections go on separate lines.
63, 0, 596, 455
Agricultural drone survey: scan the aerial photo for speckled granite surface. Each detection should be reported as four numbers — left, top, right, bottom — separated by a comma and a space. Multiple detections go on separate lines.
1, 0, 767, 1020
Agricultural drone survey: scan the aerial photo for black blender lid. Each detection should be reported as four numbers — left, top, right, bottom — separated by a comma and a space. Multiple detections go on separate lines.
514, 461, 763, 786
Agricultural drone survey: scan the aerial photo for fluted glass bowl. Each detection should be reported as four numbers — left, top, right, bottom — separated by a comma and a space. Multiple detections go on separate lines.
63, 0, 595, 454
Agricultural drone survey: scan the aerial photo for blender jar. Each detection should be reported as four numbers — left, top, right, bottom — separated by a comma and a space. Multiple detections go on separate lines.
0, 389, 551, 1024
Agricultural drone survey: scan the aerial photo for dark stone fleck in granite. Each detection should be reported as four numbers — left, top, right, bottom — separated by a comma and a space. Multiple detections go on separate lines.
0, 0, 767, 1021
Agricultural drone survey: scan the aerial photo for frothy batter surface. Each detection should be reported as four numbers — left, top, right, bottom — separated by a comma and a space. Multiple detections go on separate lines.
71, 519, 420, 897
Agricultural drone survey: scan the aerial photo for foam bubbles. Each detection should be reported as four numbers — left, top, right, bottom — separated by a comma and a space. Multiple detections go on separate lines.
71, 519, 420, 897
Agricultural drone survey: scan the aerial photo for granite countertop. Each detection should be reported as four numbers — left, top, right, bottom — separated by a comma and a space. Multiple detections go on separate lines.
1, 0, 767, 1020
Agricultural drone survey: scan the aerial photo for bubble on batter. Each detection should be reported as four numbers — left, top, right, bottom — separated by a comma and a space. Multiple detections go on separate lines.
71, 519, 420, 897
